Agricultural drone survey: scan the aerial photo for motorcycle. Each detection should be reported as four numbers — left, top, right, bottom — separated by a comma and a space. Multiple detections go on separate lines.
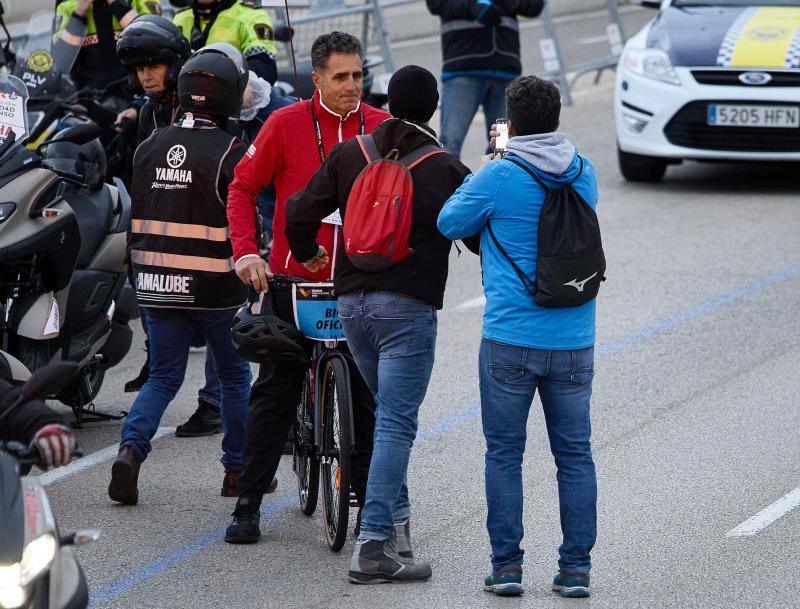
3, 7, 138, 186
0, 361, 99, 609
0, 73, 138, 426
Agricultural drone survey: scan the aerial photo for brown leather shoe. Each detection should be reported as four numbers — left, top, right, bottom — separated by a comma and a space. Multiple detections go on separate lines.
108, 445, 142, 505
221, 470, 278, 497
221, 468, 241, 497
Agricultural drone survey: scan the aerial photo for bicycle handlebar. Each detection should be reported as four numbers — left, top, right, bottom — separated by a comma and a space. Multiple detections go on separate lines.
269, 274, 318, 285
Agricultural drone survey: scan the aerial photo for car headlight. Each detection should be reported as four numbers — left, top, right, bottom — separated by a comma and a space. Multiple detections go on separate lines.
623, 48, 681, 86
0, 534, 57, 609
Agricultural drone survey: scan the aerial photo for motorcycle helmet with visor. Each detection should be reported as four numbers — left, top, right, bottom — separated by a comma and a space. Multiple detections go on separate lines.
178, 48, 248, 119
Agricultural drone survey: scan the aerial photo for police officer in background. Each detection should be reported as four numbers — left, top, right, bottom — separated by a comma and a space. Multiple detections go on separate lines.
108, 50, 252, 505
171, 0, 279, 85
55, 0, 163, 90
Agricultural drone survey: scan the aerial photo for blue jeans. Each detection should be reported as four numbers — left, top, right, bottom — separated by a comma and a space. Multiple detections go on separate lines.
440, 76, 512, 158
141, 308, 220, 408
338, 292, 437, 541
480, 340, 597, 573
122, 308, 251, 468
198, 348, 221, 408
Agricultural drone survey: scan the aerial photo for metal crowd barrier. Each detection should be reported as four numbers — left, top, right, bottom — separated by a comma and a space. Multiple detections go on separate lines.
537, 0, 627, 105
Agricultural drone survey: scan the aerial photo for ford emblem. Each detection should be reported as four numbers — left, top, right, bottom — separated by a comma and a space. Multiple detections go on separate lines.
739, 71, 772, 85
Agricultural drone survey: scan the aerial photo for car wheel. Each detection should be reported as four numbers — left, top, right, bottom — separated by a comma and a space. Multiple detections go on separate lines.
618, 147, 668, 182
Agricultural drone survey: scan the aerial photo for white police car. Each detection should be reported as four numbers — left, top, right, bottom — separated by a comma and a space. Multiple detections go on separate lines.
615, 0, 800, 181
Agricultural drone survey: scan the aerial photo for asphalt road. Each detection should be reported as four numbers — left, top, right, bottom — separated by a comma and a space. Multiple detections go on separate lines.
31, 8, 800, 609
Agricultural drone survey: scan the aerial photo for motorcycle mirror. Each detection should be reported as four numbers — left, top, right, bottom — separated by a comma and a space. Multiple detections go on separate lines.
15, 361, 79, 406
52, 123, 104, 146
274, 26, 294, 43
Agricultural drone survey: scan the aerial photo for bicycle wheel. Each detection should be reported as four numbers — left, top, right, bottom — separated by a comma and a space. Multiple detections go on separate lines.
320, 357, 352, 552
293, 371, 319, 516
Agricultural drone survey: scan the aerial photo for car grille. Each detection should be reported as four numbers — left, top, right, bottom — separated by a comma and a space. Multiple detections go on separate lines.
664, 101, 800, 152
691, 70, 800, 87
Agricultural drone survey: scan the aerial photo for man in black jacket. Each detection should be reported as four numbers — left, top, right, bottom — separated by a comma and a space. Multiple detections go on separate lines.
426, 0, 544, 158
285, 65, 477, 584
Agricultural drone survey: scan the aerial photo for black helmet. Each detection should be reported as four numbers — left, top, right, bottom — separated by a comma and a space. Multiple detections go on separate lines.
231, 305, 309, 366
44, 136, 107, 191
192, 43, 249, 91
117, 15, 191, 95
178, 50, 247, 119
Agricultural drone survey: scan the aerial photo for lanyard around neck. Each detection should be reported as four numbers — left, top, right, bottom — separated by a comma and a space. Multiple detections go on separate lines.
309, 99, 365, 164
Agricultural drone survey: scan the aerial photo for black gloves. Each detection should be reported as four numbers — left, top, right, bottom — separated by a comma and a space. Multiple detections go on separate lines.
470, 0, 501, 26
494, 0, 520, 15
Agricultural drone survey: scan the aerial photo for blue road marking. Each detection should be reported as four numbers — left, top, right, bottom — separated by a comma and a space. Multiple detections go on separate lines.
88, 260, 800, 607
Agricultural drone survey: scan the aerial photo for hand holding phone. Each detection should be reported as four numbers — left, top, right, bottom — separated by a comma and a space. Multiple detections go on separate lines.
494, 118, 509, 156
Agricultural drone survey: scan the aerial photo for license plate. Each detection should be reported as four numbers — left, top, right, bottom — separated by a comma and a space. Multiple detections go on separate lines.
707, 104, 800, 128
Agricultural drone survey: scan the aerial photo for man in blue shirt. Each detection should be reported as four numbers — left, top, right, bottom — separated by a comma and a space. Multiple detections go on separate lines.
438, 75, 599, 598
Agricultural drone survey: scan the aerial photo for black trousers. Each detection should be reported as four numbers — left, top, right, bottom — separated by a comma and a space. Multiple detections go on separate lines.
237, 283, 375, 505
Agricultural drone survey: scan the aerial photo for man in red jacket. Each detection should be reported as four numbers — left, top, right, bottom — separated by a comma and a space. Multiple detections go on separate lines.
224, 31, 389, 543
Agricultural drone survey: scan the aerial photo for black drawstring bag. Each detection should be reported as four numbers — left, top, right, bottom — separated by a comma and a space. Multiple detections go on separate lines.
486, 155, 606, 309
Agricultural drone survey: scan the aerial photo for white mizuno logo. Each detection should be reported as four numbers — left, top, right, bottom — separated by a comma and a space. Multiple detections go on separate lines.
372, 200, 381, 208
564, 272, 598, 293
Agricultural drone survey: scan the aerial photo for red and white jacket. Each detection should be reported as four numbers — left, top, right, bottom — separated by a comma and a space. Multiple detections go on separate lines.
227, 90, 389, 281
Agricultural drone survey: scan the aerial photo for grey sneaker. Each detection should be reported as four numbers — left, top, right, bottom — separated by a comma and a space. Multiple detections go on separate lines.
348, 539, 432, 584
392, 519, 413, 560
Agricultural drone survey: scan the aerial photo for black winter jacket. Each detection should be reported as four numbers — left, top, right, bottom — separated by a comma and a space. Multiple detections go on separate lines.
0, 380, 66, 445
427, 0, 545, 76
285, 119, 478, 310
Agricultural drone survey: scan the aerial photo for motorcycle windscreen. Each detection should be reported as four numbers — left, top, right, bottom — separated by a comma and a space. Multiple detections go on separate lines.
13, 10, 81, 99
0, 75, 30, 157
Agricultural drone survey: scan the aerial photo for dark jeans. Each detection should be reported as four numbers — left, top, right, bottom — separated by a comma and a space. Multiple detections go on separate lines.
338, 292, 437, 541
480, 339, 597, 572
440, 76, 511, 158
122, 308, 251, 467
140, 310, 220, 408
237, 283, 375, 504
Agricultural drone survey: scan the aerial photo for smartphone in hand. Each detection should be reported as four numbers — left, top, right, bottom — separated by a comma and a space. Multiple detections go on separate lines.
495, 118, 509, 157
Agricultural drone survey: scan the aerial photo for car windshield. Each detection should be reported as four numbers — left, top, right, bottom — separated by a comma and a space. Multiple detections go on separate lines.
673, 1, 800, 6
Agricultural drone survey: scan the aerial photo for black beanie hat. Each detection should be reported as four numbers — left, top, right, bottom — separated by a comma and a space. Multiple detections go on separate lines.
388, 65, 439, 124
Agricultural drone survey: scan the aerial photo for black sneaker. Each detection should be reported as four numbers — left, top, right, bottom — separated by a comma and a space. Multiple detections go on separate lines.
552, 571, 590, 598
224, 497, 261, 544
175, 400, 222, 437
484, 564, 524, 596
124, 340, 150, 393
348, 539, 432, 584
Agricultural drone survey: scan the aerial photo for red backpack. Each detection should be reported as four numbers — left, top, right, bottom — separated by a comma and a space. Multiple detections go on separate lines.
343, 134, 445, 271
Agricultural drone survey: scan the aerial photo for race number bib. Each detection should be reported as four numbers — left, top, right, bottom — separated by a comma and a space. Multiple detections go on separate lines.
292, 283, 345, 342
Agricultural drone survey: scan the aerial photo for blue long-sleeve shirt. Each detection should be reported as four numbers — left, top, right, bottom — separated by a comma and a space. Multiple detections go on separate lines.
438, 152, 599, 350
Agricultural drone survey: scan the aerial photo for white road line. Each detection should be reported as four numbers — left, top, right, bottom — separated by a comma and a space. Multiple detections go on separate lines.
458, 295, 486, 310
726, 486, 800, 537
577, 34, 611, 45
38, 427, 175, 487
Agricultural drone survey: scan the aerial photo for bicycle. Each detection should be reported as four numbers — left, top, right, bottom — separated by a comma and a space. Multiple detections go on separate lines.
270, 275, 358, 551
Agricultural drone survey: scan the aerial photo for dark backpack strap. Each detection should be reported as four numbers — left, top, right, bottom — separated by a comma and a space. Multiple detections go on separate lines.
398, 145, 446, 170
356, 134, 382, 163
504, 156, 549, 190
506, 154, 584, 187
486, 222, 537, 298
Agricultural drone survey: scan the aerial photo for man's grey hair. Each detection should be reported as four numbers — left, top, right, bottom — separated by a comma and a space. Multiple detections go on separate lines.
310, 32, 364, 71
